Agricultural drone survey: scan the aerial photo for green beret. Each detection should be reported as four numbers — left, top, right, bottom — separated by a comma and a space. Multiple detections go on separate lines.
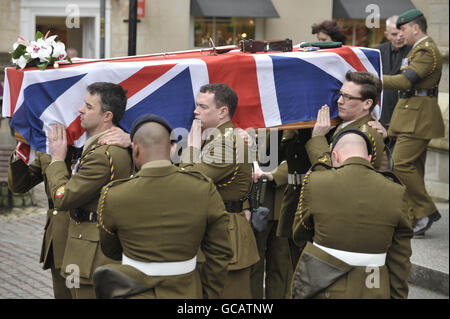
397, 9, 424, 28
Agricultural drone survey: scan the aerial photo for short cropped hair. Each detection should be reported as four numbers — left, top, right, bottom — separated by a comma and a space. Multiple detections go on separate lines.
199, 83, 238, 118
87, 82, 128, 125
410, 15, 427, 33
345, 71, 382, 111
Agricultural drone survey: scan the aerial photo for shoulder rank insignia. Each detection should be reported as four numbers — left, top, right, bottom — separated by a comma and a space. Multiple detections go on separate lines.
360, 124, 368, 133
55, 185, 65, 198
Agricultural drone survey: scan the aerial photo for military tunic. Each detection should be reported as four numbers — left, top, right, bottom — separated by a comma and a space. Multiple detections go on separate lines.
96, 161, 233, 298
8, 149, 76, 299
305, 114, 385, 169
45, 133, 133, 298
276, 129, 312, 271
180, 121, 259, 298
291, 157, 413, 299
250, 131, 293, 299
383, 36, 444, 221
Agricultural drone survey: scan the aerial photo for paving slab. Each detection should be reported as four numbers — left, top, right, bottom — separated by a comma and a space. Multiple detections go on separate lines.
409, 201, 449, 296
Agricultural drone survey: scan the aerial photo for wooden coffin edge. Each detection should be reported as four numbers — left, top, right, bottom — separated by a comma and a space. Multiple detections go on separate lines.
13, 119, 341, 144
270, 118, 341, 130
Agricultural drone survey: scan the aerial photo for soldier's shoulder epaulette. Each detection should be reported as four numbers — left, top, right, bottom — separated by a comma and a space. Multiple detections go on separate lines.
103, 143, 130, 154
376, 169, 404, 185
178, 167, 212, 183
411, 41, 436, 57
100, 176, 136, 198
97, 175, 135, 236
105, 175, 135, 189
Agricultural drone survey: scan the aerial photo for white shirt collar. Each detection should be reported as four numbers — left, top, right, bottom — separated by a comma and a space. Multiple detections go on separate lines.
413, 36, 429, 49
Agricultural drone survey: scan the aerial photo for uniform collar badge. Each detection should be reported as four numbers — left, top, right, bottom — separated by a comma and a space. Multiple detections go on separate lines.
318, 155, 328, 163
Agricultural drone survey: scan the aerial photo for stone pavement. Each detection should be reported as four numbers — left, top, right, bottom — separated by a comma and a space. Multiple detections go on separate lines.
409, 200, 449, 296
0, 182, 53, 298
0, 208, 53, 298
0, 182, 448, 299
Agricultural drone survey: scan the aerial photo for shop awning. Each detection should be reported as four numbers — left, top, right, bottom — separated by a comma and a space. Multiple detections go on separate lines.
191, 0, 279, 18
333, 0, 416, 19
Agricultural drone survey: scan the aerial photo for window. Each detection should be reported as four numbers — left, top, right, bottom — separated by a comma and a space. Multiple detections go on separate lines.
335, 18, 386, 47
193, 17, 255, 47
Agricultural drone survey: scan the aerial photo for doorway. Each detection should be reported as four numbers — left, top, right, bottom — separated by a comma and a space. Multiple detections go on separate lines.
36, 16, 83, 58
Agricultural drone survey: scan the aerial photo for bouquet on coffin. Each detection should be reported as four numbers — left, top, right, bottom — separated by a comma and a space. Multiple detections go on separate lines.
10, 31, 72, 71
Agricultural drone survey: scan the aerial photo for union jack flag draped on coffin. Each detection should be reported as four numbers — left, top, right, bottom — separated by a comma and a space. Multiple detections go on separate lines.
2, 46, 381, 164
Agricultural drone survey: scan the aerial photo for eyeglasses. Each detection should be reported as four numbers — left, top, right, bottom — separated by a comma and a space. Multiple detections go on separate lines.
338, 91, 364, 102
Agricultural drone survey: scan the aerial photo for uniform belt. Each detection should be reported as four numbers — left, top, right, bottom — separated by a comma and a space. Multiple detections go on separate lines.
122, 254, 197, 276
70, 209, 98, 223
288, 173, 305, 186
313, 242, 386, 267
223, 200, 243, 213
398, 88, 438, 98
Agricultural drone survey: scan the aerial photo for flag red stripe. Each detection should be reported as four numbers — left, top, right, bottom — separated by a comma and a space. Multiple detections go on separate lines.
200, 53, 265, 129
66, 115, 85, 145
119, 64, 176, 98
7, 68, 24, 114
318, 46, 368, 72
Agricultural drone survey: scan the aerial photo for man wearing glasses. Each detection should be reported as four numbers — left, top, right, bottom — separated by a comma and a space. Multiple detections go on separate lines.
305, 71, 385, 170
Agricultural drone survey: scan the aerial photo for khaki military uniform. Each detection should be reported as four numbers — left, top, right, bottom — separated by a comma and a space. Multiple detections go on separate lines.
277, 129, 312, 270
250, 132, 293, 299
291, 157, 413, 299
383, 36, 444, 222
306, 114, 385, 170
180, 121, 259, 298
96, 161, 233, 298
8, 149, 78, 299
45, 133, 133, 298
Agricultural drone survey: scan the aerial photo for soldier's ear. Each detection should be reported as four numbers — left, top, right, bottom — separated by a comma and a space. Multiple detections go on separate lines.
331, 150, 339, 167
169, 142, 177, 159
363, 98, 373, 111
132, 142, 139, 160
219, 105, 230, 119
103, 110, 113, 123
